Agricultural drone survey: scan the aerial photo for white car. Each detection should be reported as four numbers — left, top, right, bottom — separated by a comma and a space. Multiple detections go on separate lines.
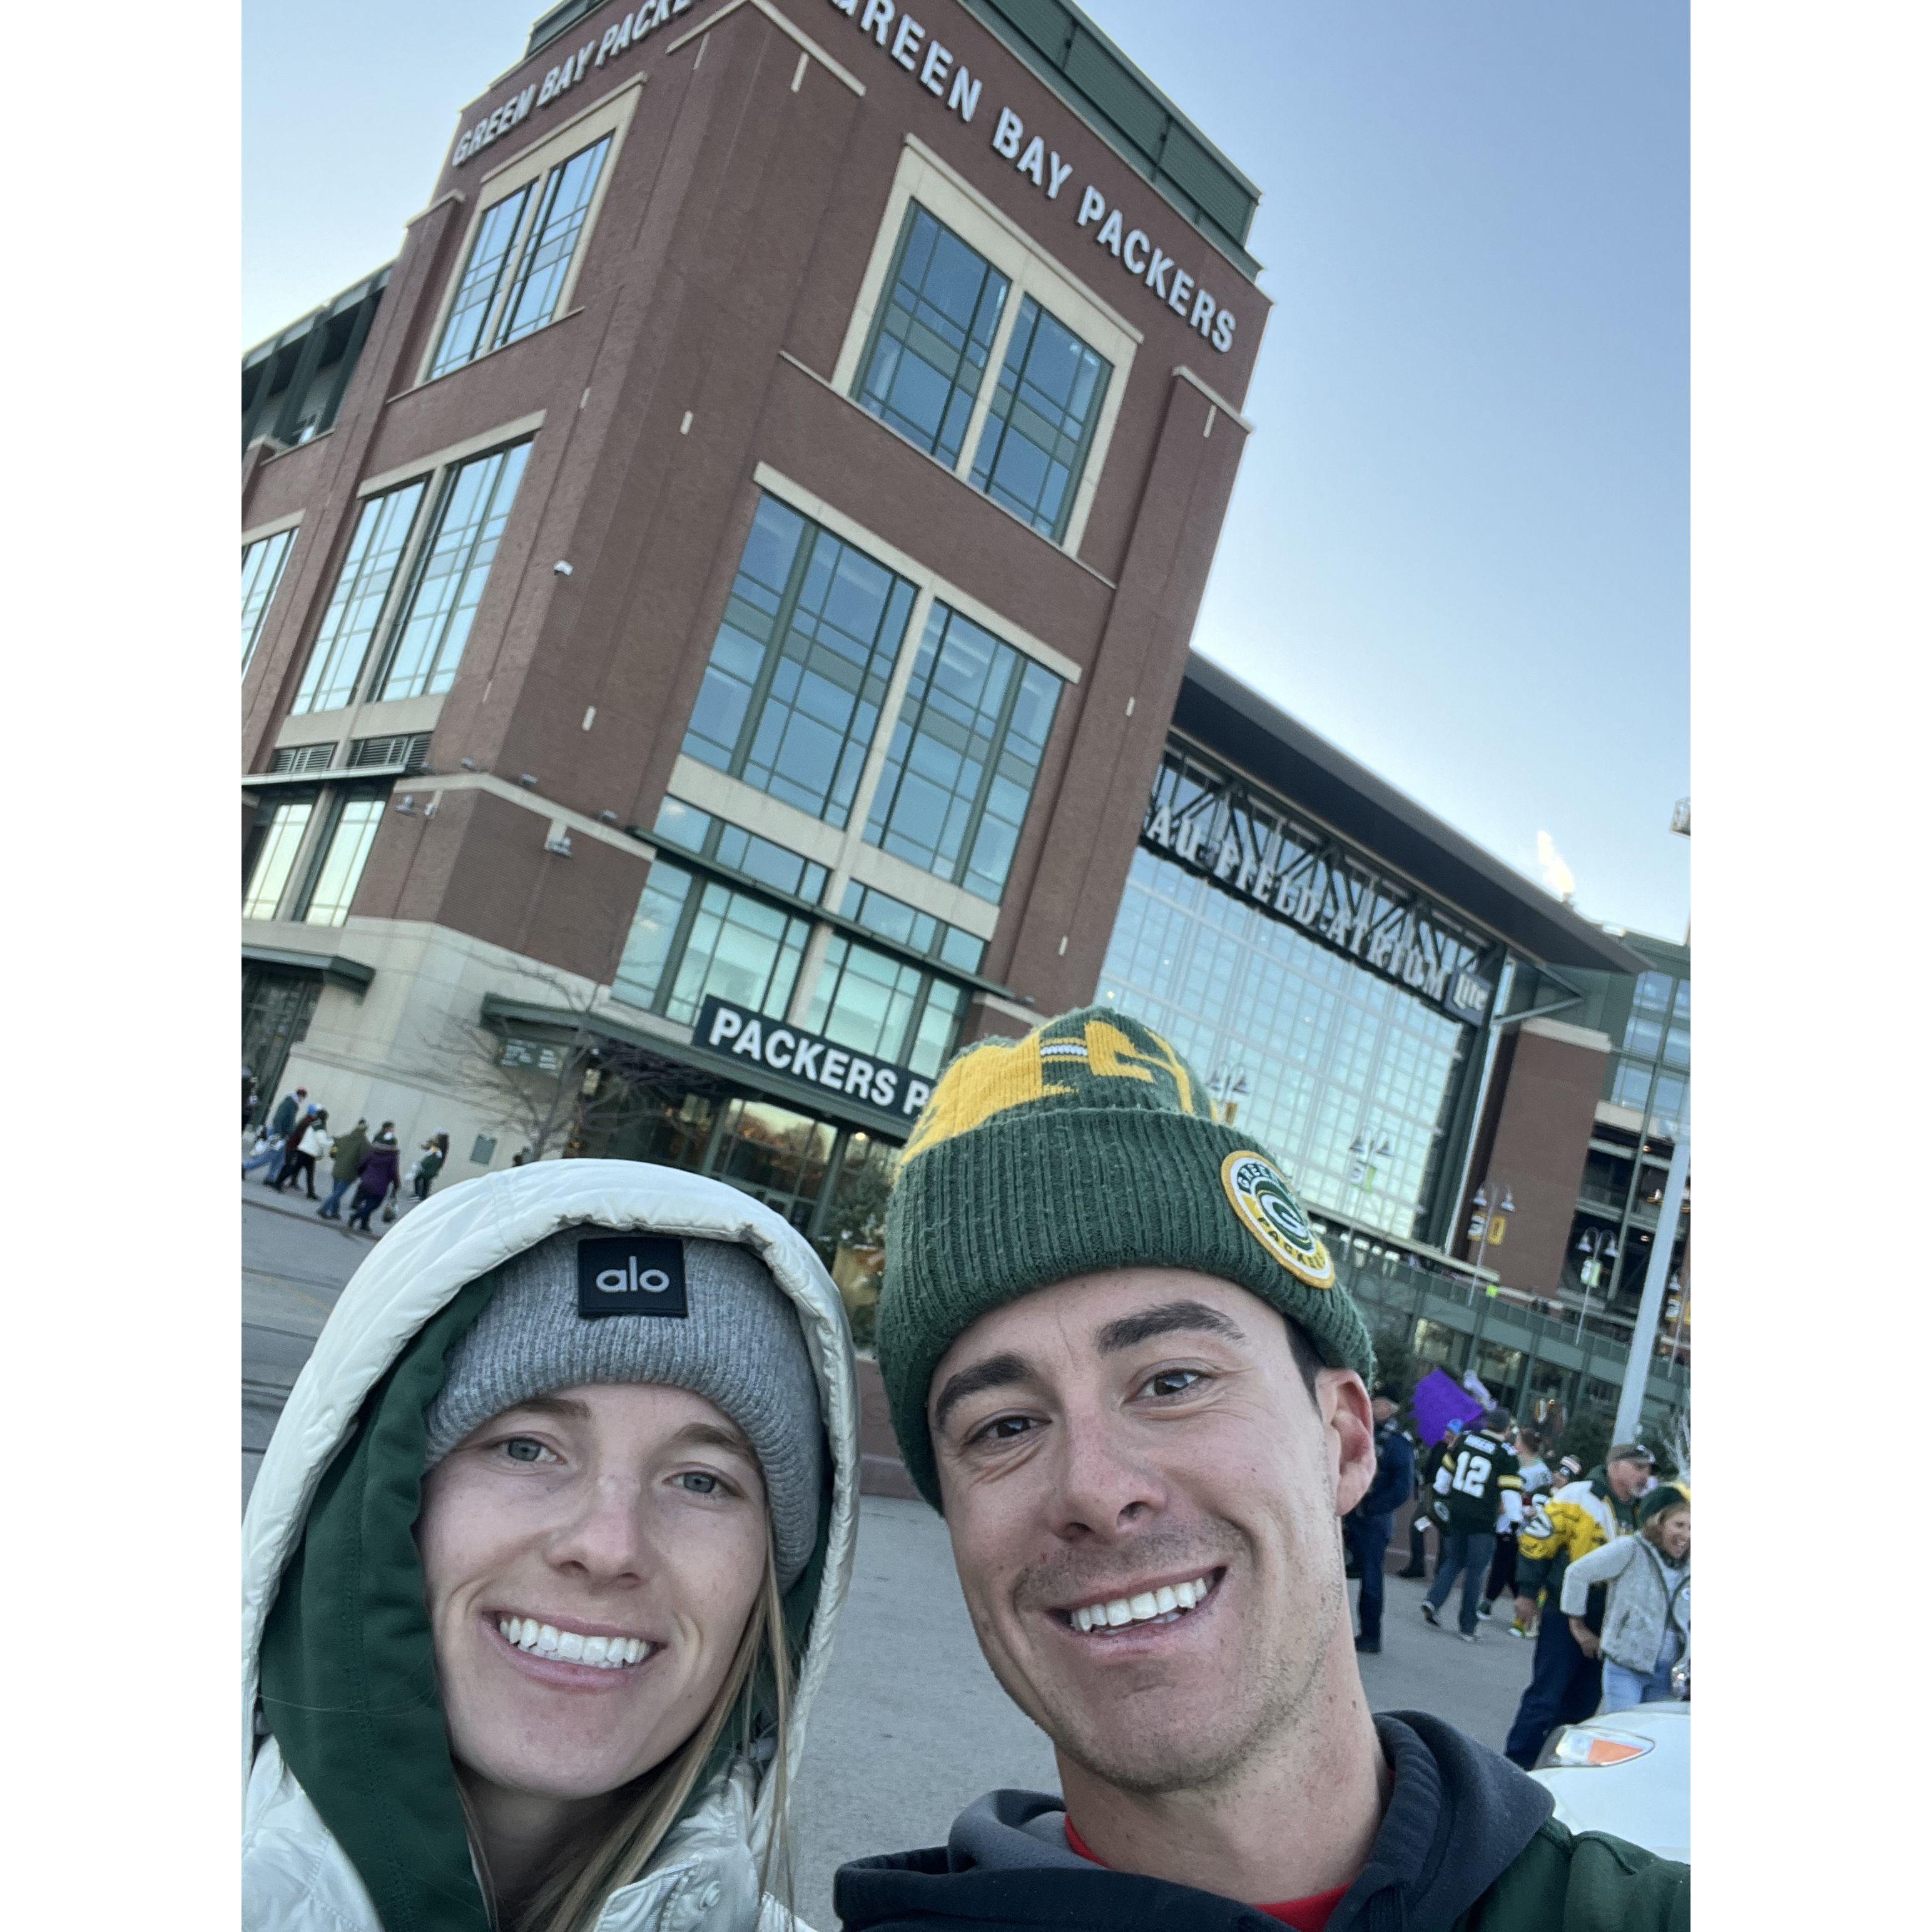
1528, 1702, 1689, 1864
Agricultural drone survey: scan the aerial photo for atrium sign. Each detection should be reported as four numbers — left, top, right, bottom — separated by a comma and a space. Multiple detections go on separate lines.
1141, 773, 1495, 1029
698, 996, 935, 1122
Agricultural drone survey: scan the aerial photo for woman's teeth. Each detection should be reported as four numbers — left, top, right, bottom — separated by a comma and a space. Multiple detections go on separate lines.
1069, 1575, 1214, 1633
497, 1617, 648, 1667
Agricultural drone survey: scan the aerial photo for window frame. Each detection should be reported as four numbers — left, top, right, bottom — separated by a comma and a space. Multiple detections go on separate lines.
835, 140, 1138, 557
241, 523, 298, 676
418, 81, 639, 387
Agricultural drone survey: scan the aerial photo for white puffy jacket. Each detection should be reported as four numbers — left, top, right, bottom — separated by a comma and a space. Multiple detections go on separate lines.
243, 1161, 861, 1931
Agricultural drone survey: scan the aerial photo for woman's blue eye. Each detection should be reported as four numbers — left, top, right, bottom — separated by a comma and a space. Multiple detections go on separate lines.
504, 1440, 545, 1463
677, 1472, 720, 1494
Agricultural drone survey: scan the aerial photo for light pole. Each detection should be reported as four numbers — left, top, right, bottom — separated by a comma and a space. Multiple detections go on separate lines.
1206, 1064, 1251, 1127
1573, 1227, 1620, 1342
1614, 1088, 1690, 1446
1348, 1125, 1395, 1227
1464, 1181, 1515, 1299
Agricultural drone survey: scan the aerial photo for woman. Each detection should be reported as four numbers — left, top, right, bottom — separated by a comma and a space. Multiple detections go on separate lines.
415, 1130, 452, 1202
1560, 1483, 1690, 1713
243, 1161, 860, 1930
347, 1122, 400, 1232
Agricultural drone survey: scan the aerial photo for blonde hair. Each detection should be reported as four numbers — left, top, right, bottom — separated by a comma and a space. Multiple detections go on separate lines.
469, 1526, 799, 1932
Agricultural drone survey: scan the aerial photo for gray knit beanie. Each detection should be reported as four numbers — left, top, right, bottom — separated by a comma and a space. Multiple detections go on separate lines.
423, 1228, 825, 1590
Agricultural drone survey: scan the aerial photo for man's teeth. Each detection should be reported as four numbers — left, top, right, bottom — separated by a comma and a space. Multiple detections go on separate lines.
497, 1617, 648, 1667
1069, 1576, 1213, 1633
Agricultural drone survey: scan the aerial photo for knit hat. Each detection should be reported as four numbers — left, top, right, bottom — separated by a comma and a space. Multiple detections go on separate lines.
423, 1228, 825, 1589
1639, 1482, 1690, 1526
878, 1004, 1377, 1508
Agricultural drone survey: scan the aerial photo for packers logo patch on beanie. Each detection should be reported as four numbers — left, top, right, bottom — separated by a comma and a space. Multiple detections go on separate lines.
877, 1004, 1376, 1509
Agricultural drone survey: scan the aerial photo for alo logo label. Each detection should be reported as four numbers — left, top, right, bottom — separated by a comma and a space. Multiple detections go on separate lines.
576, 1236, 688, 1319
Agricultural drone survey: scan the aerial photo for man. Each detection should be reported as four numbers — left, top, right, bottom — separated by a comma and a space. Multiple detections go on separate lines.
1344, 1384, 1414, 1654
1421, 1406, 1522, 1641
838, 1007, 1686, 1932
1502, 1442, 1654, 1769
1398, 1415, 1464, 1580
317, 1117, 369, 1221
242, 1085, 308, 1181
1482, 1428, 1552, 1629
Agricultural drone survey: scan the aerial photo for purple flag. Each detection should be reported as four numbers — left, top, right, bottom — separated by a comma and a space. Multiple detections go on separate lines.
1411, 1367, 1487, 1446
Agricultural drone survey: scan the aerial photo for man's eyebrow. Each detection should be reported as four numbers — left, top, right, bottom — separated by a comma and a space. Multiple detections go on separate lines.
931, 1353, 1035, 1435
1095, 1299, 1247, 1354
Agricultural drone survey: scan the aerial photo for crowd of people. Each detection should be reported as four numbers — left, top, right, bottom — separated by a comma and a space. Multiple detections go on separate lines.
241, 1072, 448, 1235
1343, 1384, 1690, 1760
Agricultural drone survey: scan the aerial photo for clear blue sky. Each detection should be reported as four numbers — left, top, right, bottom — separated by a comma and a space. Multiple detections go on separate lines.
243, 1, 1689, 940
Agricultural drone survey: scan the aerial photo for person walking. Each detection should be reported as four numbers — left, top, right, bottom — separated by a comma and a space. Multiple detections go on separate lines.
272, 1107, 327, 1199
1562, 1485, 1690, 1713
1480, 1426, 1552, 1624
410, 1130, 449, 1202
242, 1066, 258, 1132
1398, 1415, 1466, 1580
316, 1118, 367, 1221
1422, 1406, 1523, 1640
1346, 1383, 1416, 1654
835, 1004, 1687, 1931
345, 1124, 399, 1233
243, 1085, 308, 1181
1502, 1442, 1655, 1767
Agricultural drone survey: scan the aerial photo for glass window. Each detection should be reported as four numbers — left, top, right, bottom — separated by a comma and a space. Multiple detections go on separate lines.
611, 861, 811, 1027
300, 796, 384, 927
427, 136, 612, 378
854, 205, 1010, 468
496, 138, 611, 346
1662, 1018, 1690, 1070
293, 483, 425, 713
650, 796, 714, 853
863, 602, 1062, 903
801, 935, 965, 1077
241, 529, 295, 673
1632, 970, 1674, 1012
1622, 1011, 1663, 1059
429, 186, 535, 379
243, 800, 314, 920
1610, 1059, 1655, 1114
1649, 1074, 1686, 1141
1672, 980, 1691, 1019
679, 494, 918, 828
969, 295, 1111, 541
377, 443, 531, 701
714, 823, 828, 905
838, 881, 986, 975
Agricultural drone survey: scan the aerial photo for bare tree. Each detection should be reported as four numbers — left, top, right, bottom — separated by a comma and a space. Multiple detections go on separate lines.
401, 962, 709, 1164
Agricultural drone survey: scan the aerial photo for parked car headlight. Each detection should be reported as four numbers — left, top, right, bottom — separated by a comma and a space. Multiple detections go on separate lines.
1537, 1725, 1654, 1769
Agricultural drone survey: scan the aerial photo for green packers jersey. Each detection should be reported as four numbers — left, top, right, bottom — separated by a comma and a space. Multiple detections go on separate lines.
1440, 1429, 1523, 1533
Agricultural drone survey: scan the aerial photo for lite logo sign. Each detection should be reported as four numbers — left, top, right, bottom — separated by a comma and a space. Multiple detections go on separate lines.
818, 0, 1242, 352
1141, 763, 1495, 1029
699, 996, 934, 1121
451, 0, 693, 167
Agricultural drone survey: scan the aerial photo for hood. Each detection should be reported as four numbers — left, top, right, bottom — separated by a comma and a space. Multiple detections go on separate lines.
243, 1160, 860, 1927
835, 1712, 1551, 1932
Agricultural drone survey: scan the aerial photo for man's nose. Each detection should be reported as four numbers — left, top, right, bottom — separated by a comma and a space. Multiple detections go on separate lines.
1044, 1409, 1169, 1542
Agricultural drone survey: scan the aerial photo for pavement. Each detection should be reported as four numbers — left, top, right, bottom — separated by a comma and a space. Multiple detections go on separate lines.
242, 1179, 1538, 1928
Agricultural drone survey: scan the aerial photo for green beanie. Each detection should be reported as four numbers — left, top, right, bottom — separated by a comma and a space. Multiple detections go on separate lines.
878, 1004, 1376, 1508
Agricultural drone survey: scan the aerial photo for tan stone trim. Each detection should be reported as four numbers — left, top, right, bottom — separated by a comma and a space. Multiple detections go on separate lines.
1172, 364, 1254, 432
750, 460, 1082, 683
242, 509, 304, 547
358, 412, 547, 497
666, 0, 867, 95
402, 770, 659, 860
1522, 1017, 1613, 1054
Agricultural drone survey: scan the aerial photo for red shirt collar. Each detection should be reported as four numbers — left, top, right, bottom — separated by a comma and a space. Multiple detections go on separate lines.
1063, 1818, 1352, 1929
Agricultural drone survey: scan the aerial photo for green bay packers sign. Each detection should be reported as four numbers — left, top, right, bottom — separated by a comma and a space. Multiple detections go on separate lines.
1221, 1150, 1336, 1288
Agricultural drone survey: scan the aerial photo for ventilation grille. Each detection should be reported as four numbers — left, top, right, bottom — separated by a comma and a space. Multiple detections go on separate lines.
348, 732, 430, 773
270, 742, 336, 775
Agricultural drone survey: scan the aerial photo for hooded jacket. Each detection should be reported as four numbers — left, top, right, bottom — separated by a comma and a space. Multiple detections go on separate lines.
1559, 1536, 1689, 1677
833, 1711, 1687, 1932
355, 1137, 401, 1197
243, 1161, 861, 1932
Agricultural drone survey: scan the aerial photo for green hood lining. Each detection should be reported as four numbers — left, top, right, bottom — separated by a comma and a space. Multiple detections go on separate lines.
257, 1271, 822, 1932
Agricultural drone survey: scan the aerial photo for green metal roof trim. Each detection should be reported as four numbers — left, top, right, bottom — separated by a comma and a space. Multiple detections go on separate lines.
524, 1, 1261, 279
243, 264, 394, 371
957, 0, 1261, 277
243, 943, 376, 994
